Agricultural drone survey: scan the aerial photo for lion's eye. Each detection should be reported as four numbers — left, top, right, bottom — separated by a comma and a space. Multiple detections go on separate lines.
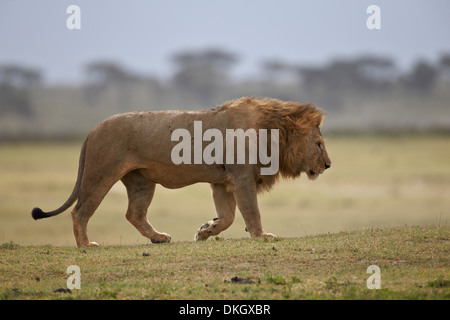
317, 142, 322, 150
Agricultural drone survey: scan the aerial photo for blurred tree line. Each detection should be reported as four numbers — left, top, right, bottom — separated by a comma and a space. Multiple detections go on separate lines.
1, 48, 450, 140
0, 65, 41, 118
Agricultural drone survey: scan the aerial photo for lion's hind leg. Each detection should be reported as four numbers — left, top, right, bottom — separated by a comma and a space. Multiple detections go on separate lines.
71, 202, 101, 248
122, 170, 171, 244
194, 183, 236, 241
71, 178, 117, 248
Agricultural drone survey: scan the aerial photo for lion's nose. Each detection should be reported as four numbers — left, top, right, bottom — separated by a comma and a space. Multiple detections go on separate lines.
325, 163, 331, 169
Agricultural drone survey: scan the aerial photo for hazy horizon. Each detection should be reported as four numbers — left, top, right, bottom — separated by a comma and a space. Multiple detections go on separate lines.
1, 0, 450, 84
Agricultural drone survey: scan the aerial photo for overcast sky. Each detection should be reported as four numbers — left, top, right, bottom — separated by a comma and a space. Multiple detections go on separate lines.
1, 0, 449, 84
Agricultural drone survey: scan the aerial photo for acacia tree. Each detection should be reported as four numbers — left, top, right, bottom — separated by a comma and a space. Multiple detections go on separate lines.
171, 48, 238, 104
404, 61, 437, 94
0, 64, 41, 117
84, 61, 139, 107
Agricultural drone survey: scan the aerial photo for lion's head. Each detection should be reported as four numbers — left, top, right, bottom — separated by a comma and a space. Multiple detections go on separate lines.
251, 98, 331, 184
302, 125, 331, 180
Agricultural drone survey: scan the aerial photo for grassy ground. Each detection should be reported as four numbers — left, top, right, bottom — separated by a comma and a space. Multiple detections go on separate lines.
0, 135, 449, 300
0, 225, 448, 300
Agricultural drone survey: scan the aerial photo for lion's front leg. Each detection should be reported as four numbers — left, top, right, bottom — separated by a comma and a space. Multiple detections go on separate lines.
233, 179, 277, 240
194, 183, 236, 241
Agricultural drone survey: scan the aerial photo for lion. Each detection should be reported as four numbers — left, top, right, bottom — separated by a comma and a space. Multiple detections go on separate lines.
31, 97, 331, 247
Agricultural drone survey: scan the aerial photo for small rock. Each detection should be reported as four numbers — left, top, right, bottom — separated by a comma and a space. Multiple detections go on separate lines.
142, 252, 150, 257
53, 288, 71, 294
230, 276, 254, 284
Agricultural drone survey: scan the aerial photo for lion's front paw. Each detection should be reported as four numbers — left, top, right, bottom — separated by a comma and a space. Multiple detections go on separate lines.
151, 233, 172, 244
194, 220, 215, 241
194, 232, 206, 241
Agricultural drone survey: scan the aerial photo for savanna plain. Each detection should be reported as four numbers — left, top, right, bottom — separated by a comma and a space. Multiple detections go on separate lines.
0, 135, 449, 299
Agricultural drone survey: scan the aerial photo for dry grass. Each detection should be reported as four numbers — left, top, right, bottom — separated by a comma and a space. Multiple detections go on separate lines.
0, 135, 449, 300
0, 225, 448, 300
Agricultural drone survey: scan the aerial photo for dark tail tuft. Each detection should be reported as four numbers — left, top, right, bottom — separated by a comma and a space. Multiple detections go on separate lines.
31, 138, 87, 222
32, 207, 46, 220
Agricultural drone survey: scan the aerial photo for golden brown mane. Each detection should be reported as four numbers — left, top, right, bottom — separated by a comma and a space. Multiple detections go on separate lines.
218, 97, 325, 193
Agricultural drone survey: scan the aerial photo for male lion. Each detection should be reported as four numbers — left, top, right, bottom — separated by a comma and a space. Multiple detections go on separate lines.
32, 97, 331, 247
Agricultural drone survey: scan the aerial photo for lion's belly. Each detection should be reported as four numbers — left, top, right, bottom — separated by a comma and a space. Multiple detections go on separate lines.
137, 163, 228, 189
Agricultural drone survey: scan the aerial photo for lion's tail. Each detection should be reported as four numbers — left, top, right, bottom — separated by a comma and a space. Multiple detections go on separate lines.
31, 138, 87, 220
